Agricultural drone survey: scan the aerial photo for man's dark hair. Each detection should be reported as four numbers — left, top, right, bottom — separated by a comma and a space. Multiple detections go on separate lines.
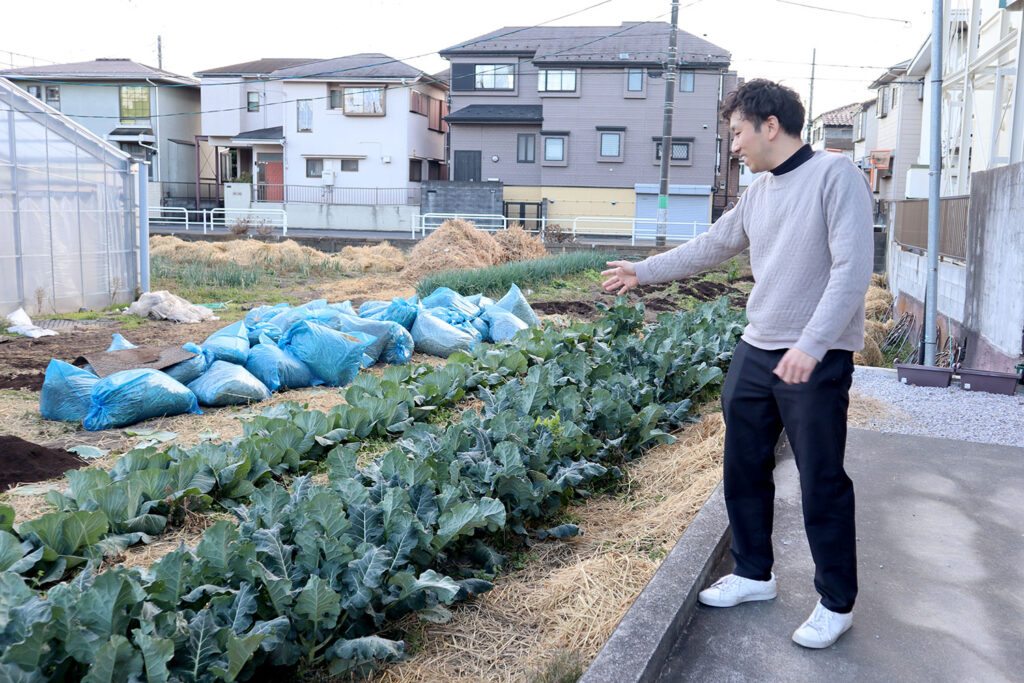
721, 79, 805, 137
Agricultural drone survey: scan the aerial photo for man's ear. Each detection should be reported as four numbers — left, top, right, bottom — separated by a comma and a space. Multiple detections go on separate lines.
764, 115, 781, 141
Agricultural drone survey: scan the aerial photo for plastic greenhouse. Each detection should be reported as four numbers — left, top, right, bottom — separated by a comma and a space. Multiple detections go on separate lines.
0, 76, 141, 316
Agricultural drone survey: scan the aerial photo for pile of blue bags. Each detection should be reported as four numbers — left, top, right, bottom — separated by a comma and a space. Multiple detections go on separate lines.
39, 283, 540, 430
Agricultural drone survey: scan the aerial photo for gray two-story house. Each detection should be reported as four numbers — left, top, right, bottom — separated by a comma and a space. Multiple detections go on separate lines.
440, 22, 733, 234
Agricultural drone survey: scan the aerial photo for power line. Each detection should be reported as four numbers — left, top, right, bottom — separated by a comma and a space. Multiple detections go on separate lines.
2, 0, 621, 90
774, 0, 912, 25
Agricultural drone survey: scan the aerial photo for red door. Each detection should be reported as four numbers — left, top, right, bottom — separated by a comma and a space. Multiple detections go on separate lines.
264, 161, 283, 201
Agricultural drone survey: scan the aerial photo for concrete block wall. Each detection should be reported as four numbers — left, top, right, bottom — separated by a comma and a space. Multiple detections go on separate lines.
889, 247, 967, 325
420, 180, 504, 218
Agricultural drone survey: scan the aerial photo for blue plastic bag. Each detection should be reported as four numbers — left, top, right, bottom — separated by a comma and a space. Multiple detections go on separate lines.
106, 333, 137, 351
366, 297, 419, 330
421, 287, 480, 321
245, 333, 321, 391
188, 360, 272, 407
267, 300, 329, 336
279, 320, 370, 387
332, 312, 414, 365
246, 321, 282, 346
244, 303, 289, 327
163, 342, 210, 385
469, 316, 491, 342
40, 359, 98, 423
358, 300, 390, 317
202, 320, 250, 365
483, 306, 529, 342
329, 301, 358, 316
83, 369, 201, 431
495, 283, 541, 326
411, 311, 477, 358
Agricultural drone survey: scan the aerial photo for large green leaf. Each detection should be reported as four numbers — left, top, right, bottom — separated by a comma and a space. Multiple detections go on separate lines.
77, 570, 145, 641
391, 569, 460, 604
209, 632, 266, 682
344, 504, 384, 547
0, 596, 53, 672
252, 527, 295, 582
326, 635, 404, 677
0, 504, 14, 532
303, 492, 350, 539
172, 610, 225, 683
433, 501, 487, 550
133, 631, 174, 683
147, 546, 193, 609
294, 575, 341, 637
341, 546, 392, 611
81, 634, 143, 683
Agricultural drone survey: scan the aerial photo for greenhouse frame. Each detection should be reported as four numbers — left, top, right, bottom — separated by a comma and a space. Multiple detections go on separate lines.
1, 76, 141, 316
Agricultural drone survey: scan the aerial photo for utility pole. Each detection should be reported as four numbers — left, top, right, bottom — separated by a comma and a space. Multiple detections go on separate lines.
805, 48, 816, 143
656, 0, 680, 247
924, 0, 943, 366
157, 35, 163, 70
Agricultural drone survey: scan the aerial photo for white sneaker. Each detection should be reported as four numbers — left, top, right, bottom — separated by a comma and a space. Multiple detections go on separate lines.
792, 601, 853, 648
698, 573, 777, 607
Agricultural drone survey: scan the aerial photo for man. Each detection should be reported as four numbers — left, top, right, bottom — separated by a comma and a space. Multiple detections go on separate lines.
601, 79, 873, 649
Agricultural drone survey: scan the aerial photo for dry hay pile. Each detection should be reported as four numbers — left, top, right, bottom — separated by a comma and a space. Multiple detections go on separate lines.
377, 413, 726, 683
492, 223, 547, 264
865, 286, 893, 321
854, 334, 884, 367
149, 235, 404, 275
403, 219, 505, 282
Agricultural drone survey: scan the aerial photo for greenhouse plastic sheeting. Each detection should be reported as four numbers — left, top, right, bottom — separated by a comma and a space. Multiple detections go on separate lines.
83, 368, 201, 431
188, 360, 272, 407
0, 80, 139, 316
39, 359, 98, 423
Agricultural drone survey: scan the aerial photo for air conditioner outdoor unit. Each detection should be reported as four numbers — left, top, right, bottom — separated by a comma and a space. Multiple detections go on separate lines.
321, 170, 335, 185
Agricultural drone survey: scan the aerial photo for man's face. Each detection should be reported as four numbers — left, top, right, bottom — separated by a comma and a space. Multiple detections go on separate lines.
730, 111, 772, 173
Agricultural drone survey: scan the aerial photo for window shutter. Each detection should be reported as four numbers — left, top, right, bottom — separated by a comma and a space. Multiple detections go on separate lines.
451, 63, 475, 91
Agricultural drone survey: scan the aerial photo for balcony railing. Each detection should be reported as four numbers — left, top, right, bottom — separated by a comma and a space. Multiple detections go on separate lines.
893, 196, 969, 261
253, 184, 421, 206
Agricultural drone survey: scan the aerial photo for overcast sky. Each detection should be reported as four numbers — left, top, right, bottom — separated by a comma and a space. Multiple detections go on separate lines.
2, 0, 933, 117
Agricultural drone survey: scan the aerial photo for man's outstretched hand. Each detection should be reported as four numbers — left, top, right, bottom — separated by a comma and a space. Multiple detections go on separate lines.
773, 347, 818, 385
601, 261, 640, 296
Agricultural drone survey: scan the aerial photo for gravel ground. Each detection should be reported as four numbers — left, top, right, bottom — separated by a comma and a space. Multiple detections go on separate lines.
850, 366, 1024, 447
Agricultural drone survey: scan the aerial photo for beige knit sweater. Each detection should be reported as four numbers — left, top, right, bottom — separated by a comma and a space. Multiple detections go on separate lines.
634, 151, 874, 361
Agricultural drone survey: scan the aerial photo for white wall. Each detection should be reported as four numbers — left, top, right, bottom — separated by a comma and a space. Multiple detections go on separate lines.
889, 247, 967, 324
49, 83, 119, 139
405, 84, 446, 162
199, 77, 242, 137
156, 86, 201, 184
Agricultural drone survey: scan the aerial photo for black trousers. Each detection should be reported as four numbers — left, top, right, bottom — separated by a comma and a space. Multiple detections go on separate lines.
720, 339, 857, 613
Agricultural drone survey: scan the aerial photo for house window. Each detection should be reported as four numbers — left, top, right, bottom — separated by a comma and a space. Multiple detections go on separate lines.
340, 159, 359, 172
44, 86, 60, 110
544, 137, 565, 162
890, 86, 898, 111
517, 134, 535, 163
428, 97, 447, 132
339, 87, 385, 115
119, 86, 149, 125
25, 85, 41, 99
538, 69, 576, 92
474, 64, 514, 90
247, 92, 259, 112
410, 90, 429, 116
877, 87, 889, 117
600, 132, 621, 157
297, 99, 313, 131
409, 158, 422, 182
679, 70, 695, 92
655, 140, 690, 161
305, 159, 323, 178
119, 142, 154, 179
627, 68, 644, 92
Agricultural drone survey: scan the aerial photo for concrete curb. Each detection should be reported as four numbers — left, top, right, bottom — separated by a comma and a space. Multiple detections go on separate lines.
579, 481, 731, 683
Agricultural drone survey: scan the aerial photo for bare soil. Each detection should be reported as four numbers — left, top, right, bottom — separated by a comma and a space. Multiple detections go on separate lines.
0, 435, 87, 491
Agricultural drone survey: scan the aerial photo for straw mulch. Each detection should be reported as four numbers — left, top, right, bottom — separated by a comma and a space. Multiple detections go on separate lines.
848, 390, 912, 430
865, 286, 893, 321
315, 275, 416, 306
493, 223, 547, 264
150, 236, 405, 275
374, 412, 726, 683
403, 219, 506, 283
854, 334, 884, 367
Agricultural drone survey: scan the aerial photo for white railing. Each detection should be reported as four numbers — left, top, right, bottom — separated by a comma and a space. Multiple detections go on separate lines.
148, 206, 191, 229
413, 212, 511, 237
571, 216, 711, 245
207, 208, 288, 236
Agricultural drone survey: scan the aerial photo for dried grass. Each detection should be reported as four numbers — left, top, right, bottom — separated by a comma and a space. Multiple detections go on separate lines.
314, 275, 416, 306
375, 412, 725, 682
855, 334, 884, 367
848, 389, 912, 429
493, 223, 547, 264
865, 286, 893, 321
864, 320, 889, 347
150, 236, 405, 275
870, 273, 887, 288
115, 510, 229, 571
403, 220, 505, 283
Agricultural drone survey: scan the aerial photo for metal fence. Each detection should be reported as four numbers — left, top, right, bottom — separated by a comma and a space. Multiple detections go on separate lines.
893, 196, 970, 260
157, 181, 220, 203
412, 213, 710, 245
1, 79, 139, 315
253, 184, 421, 206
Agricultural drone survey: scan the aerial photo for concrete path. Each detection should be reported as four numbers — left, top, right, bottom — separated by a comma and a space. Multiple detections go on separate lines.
658, 429, 1024, 682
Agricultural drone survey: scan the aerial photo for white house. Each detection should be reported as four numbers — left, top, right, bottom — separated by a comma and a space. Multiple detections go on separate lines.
0, 59, 208, 207
196, 54, 447, 231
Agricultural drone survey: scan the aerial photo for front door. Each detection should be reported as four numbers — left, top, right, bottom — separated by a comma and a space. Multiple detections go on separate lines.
256, 152, 284, 201
453, 150, 481, 182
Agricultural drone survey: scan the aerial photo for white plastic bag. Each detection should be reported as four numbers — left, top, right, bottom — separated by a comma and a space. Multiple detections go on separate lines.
5, 308, 57, 338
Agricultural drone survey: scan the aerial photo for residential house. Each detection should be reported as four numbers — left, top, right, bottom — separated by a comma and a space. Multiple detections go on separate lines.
0, 58, 207, 206
808, 102, 860, 159
439, 22, 733, 235
867, 60, 925, 214
196, 54, 447, 230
